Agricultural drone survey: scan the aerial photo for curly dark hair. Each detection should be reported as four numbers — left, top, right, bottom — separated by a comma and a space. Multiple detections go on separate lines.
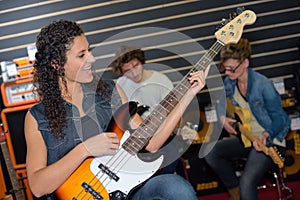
110, 46, 145, 75
219, 38, 252, 71
33, 20, 83, 138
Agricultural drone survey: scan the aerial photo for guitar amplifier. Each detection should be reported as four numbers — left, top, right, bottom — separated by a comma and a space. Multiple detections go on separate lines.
0, 104, 35, 169
176, 144, 226, 196
1, 78, 38, 107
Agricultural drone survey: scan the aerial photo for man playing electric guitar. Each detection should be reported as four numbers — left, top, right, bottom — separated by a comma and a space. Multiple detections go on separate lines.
205, 38, 291, 200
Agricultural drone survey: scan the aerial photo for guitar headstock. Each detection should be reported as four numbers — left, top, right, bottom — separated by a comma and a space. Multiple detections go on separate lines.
268, 146, 284, 168
0, 123, 5, 143
0, 123, 5, 142
215, 9, 256, 45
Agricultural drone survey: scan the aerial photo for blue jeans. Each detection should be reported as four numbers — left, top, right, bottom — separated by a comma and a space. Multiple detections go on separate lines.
205, 137, 274, 200
132, 174, 198, 200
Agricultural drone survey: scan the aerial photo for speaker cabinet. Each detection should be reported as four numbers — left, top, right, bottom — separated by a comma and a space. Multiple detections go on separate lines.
1, 104, 35, 169
176, 144, 226, 196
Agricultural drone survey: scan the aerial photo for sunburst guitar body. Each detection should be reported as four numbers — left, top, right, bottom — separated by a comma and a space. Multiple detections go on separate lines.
56, 102, 163, 200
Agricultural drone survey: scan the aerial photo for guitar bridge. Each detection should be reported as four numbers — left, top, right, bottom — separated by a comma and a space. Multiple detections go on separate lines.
99, 163, 120, 181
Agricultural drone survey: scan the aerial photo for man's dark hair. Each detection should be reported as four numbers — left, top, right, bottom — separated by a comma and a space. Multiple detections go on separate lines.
110, 46, 145, 75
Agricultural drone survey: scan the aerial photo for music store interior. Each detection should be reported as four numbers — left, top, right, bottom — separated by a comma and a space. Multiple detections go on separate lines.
0, 0, 299, 199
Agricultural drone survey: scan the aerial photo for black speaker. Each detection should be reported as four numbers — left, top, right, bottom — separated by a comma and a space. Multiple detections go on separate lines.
176, 144, 226, 196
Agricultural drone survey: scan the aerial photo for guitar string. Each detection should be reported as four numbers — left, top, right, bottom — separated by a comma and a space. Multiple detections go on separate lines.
75, 40, 225, 199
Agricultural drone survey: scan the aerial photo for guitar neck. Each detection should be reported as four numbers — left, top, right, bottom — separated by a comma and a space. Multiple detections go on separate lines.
238, 124, 269, 155
122, 40, 225, 154
0, 142, 23, 200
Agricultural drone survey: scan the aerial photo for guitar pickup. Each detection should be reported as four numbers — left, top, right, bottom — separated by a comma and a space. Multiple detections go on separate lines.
79, 182, 103, 200
99, 163, 120, 182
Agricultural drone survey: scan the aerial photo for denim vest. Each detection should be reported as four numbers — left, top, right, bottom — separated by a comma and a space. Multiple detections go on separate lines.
29, 80, 122, 165
218, 68, 290, 143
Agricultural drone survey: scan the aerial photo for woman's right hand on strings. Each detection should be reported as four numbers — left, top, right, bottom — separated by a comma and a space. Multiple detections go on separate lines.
83, 132, 120, 157
220, 116, 237, 135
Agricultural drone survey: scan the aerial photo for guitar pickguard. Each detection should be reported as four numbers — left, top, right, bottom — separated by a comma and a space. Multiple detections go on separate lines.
90, 130, 164, 195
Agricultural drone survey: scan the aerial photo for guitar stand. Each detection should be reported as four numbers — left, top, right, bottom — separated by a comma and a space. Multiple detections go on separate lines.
257, 167, 293, 200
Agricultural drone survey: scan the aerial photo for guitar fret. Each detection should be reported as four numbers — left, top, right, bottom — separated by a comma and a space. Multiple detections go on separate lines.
123, 128, 155, 154
194, 41, 224, 71
156, 103, 169, 113
176, 80, 190, 94
161, 95, 178, 110
123, 139, 143, 154
122, 102, 177, 153
150, 109, 167, 124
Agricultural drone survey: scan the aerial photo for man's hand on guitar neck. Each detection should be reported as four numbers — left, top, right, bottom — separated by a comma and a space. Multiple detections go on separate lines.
253, 131, 270, 152
220, 115, 238, 135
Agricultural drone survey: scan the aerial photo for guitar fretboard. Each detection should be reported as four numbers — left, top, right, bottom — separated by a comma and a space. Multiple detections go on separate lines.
122, 40, 225, 154
0, 142, 24, 200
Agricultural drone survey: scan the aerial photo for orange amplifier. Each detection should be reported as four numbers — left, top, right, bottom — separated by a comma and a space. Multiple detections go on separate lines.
1, 78, 39, 107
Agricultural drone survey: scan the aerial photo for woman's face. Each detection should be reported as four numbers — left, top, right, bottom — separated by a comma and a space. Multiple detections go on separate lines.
64, 34, 95, 84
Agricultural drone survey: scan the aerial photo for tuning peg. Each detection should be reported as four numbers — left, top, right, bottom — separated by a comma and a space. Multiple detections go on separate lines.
229, 12, 238, 20
274, 146, 285, 162
221, 18, 229, 25
236, 7, 245, 15
215, 24, 222, 31
215, 18, 229, 31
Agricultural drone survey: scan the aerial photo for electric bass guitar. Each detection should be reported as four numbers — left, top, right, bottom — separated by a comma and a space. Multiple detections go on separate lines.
226, 98, 284, 168
56, 10, 257, 199
0, 123, 24, 200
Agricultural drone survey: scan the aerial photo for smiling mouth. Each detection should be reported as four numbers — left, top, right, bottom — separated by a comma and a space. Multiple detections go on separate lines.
83, 65, 92, 71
